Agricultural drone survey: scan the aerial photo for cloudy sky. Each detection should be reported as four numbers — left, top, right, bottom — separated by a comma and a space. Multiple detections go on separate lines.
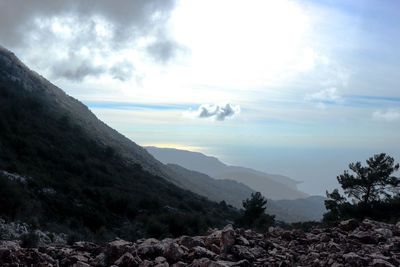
1, 0, 399, 195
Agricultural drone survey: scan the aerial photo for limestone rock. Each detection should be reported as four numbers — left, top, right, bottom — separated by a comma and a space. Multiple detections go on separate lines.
339, 219, 359, 231
1, 219, 400, 266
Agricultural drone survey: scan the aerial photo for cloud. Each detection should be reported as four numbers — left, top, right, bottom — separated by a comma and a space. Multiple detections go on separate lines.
50, 51, 106, 81
186, 103, 240, 121
0, 0, 179, 81
306, 88, 342, 103
109, 60, 135, 82
0, 0, 177, 46
372, 109, 400, 122
145, 32, 186, 63
305, 88, 344, 109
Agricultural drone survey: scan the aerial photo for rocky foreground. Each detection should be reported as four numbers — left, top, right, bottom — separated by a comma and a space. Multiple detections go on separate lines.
1, 219, 400, 266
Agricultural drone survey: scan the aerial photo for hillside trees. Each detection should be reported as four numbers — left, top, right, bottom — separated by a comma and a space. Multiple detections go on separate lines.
236, 192, 274, 231
324, 153, 400, 222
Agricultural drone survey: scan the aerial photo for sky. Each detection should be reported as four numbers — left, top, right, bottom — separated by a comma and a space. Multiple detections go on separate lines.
1, 0, 399, 195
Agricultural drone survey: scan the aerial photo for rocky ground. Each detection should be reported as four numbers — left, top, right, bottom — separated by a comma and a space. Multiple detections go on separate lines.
1, 219, 400, 266
0, 218, 67, 246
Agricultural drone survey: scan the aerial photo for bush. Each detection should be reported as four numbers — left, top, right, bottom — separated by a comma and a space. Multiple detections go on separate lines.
27, 217, 40, 229
290, 221, 321, 231
67, 232, 84, 246
0, 175, 26, 219
146, 221, 168, 238
20, 232, 39, 248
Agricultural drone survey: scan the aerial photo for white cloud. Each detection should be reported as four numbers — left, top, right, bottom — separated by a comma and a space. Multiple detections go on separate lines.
185, 103, 240, 121
306, 88, 343, 103
372, 109, 400, 122
171, 0, 315, 88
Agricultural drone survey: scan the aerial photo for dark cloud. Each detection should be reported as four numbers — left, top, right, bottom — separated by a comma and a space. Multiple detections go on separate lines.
51, 54, 106, 82
146, 38, 179, 63
145, 31, 186, 63
110, 60, 135, 82
189, 103, 241, 121
0, 0, 177, 46
0, 0, 179, 81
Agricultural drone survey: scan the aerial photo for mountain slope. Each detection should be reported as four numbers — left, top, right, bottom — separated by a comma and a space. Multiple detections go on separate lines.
166, 164, 325, 222
214, 169, 308, 200
274, 196, 327, 221
166, 163, 254, 208
146, 146, 307, 200
0, 46, 178, 181
0, 46, 237, 240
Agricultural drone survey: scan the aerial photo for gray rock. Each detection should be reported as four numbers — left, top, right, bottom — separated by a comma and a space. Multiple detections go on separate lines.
179, 236, 205, 249
220, 225, 235, 257
1, 218, 400, 266
34, 229, 52, 245
371, 258, 395, 267
339, 219, 359, 231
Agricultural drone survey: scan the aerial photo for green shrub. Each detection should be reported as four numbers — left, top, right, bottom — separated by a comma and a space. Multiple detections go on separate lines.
0, 175, 25, 218
67, 232, 84, 245
146, 220, 168, 238
20, 232, 39, 248
27, 217, 40, 229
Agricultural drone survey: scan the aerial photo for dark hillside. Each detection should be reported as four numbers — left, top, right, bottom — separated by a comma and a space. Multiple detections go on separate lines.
0, 46, 177, 181
0, 47, 237, 241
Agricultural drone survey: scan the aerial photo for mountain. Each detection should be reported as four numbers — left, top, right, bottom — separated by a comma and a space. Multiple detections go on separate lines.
145, 147, 326, 221
274, 195, 327, 221
214, 169, 308, 200
0, 47, 177, 180
145, 146, 307, 200
165, 163, 325, 222
0, 46, 239, 240
166, 164, 253, 209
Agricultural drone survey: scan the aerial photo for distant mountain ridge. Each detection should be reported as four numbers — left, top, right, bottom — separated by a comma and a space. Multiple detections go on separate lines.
166, 163, 253, 209
166, 163, 326, 222
145, 146, 308, 200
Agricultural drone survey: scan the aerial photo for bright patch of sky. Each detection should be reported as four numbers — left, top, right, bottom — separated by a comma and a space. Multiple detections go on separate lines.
1, 0, 399, 195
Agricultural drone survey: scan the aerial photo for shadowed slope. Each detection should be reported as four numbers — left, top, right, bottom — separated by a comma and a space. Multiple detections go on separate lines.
0, 46, 237, 240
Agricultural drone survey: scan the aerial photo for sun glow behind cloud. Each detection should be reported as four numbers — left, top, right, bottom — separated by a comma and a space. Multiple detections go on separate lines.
170, 0, 314, 88
102, 0, 323, 107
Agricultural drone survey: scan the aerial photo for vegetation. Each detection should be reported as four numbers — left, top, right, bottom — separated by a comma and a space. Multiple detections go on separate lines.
324, 153, 400, 222
19, 232, 39, 248
0, 74, 238, 241
235, 192, 275, 231
242, 192, 268, 222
